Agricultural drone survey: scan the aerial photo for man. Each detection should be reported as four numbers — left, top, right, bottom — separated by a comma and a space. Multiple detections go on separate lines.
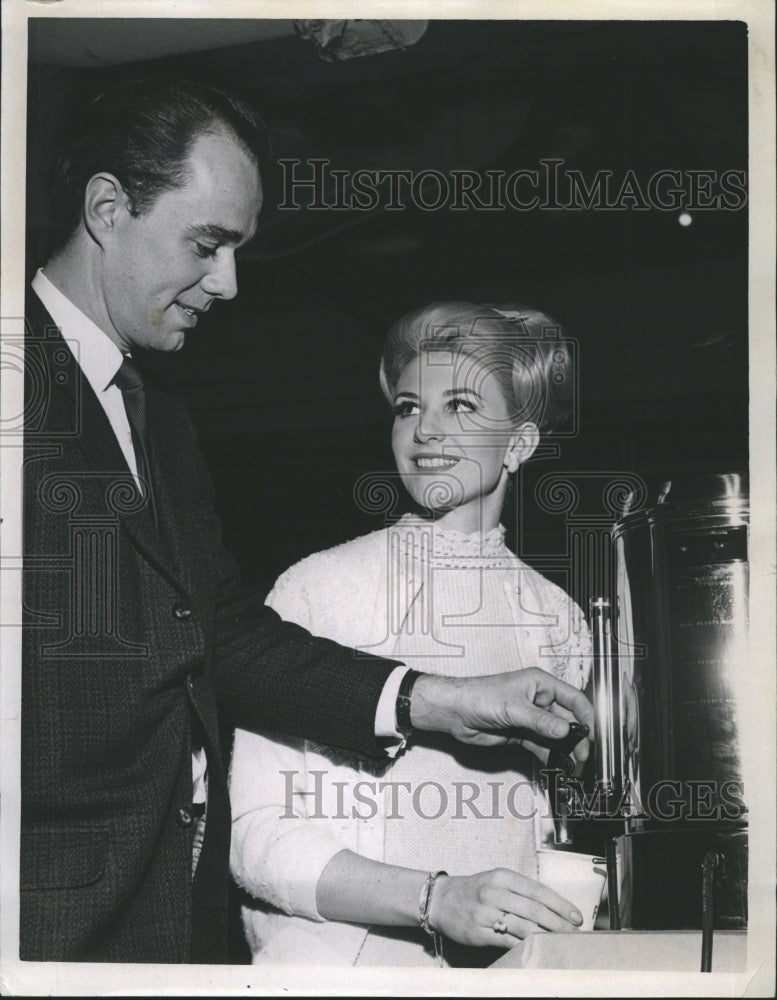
22, 78, 593, 963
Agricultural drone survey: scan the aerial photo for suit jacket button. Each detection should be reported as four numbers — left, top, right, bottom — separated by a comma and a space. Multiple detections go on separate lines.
177, 807, 194, 828
173, 605, 192, 621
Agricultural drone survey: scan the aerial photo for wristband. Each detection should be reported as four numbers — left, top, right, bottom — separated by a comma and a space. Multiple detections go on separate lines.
395, 668, 422, 738
419, 869, 447, 966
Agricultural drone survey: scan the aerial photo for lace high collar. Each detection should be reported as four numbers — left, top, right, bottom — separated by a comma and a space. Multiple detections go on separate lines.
394, 512, 511, 564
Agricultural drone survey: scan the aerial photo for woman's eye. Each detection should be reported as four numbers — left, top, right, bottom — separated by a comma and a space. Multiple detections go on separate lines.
393, 400, 420, 417
448, 396, 477, 413
194, 243, 219, 259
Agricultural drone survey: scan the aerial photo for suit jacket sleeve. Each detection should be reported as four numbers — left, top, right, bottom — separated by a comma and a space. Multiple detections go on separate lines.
180, 405, 398, 760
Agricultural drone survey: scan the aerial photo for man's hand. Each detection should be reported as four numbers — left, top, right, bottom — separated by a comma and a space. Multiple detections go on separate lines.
410, 667, 594, 766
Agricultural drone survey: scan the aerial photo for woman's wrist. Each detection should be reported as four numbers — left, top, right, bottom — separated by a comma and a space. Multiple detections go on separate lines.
317, 851, 441, 929
423, 871, 449, 931
419, 870, 448, 932
419, 870, 449, 966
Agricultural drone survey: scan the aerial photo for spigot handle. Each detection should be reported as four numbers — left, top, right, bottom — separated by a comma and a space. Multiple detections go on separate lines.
546, 722, 590, 776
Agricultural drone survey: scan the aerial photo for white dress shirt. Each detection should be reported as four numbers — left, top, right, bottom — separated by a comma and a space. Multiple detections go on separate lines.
32, 269, 140, 483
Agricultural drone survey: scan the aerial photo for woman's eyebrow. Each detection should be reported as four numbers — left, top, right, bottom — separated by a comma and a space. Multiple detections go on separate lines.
394, 391, 419, 400
443, 388, 484, 401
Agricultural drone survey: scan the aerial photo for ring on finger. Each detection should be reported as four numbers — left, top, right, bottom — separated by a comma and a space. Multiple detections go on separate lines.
493, 911, 509, 934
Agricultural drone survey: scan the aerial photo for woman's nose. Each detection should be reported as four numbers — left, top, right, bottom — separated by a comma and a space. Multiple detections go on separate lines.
413, 414, 447, 443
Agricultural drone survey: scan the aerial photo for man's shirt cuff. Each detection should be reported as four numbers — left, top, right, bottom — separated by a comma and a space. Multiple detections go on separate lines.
374, 665, 412, 757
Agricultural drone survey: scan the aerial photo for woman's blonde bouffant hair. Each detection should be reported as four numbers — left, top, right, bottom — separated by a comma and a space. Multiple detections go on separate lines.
379, 300, 574, 434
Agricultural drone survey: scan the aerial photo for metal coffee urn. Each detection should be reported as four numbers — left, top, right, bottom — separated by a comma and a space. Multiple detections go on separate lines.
590, 473, 748, 939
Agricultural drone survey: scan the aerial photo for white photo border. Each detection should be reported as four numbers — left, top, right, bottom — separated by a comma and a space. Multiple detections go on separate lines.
1, 1, 774, 995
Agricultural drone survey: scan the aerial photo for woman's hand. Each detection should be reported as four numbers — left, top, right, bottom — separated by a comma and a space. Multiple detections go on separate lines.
427, 867, 583, 949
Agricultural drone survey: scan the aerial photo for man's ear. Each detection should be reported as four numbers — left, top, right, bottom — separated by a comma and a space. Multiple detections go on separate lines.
505, 421, 540, 472
83, 173, 129, 245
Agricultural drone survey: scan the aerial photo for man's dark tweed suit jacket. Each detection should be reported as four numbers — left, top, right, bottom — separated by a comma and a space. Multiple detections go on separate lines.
20, 295, 396, 963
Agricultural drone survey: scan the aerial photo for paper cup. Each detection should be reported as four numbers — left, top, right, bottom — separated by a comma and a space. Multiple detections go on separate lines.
536, 848, 606, 931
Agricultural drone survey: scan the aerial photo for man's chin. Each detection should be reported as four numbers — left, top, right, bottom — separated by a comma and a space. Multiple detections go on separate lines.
150, 329, 187, 352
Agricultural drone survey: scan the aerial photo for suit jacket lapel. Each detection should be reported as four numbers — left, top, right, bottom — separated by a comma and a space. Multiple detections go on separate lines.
25, 294, 188, 594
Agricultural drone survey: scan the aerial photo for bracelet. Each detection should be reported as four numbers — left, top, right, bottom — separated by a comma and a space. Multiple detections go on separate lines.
395, 668, 422, 738
419, 869, 448, 966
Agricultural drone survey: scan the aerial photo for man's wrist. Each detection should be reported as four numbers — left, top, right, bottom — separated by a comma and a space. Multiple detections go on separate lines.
395, 668, 423, 737
407, 674, 462, 735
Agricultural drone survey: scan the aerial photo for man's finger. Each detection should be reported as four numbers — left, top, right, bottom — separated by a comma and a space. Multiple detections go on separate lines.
531, 673, 595, 736
518, 738, 549, 763
521, 703, 570, 740
548, 702, 576, 722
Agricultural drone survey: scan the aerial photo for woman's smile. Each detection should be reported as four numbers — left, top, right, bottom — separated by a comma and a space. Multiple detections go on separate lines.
413, 454, 461, 469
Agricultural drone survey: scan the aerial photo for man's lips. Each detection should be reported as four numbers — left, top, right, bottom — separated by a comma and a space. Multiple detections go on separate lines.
173, 302, 212, 328
176, 302, 211, 318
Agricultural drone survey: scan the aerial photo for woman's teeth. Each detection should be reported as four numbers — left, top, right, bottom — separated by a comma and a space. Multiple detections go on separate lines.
416, 457, 459, 468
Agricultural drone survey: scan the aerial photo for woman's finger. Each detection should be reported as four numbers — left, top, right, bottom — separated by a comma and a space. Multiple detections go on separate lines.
490, 910, 546, 942
484, 875, 583, 931
487, 921, 524, 948
495, 894, 581, 932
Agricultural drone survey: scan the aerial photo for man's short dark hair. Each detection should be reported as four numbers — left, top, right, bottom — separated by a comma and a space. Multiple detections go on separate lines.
51, 77, 271, 251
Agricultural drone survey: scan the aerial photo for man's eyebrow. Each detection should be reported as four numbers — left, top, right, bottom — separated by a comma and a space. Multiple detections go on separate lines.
188, 223, 249, 245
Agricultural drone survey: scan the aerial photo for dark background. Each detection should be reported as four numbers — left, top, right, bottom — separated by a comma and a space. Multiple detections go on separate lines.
26, 16, 748, 605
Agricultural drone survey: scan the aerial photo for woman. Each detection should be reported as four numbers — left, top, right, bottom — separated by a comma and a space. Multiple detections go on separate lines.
229, 301, 592, 967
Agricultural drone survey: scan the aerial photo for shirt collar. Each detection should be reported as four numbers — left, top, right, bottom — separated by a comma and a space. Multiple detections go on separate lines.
32, 268, 126, 392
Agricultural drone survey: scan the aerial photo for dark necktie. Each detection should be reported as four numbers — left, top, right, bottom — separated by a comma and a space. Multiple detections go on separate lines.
113, 356, 158, 525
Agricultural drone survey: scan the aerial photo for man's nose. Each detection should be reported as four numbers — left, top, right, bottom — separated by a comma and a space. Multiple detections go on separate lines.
201, 250, 238, 300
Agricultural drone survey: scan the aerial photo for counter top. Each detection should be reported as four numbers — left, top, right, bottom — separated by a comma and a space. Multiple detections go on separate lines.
490, 930, 747, 972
